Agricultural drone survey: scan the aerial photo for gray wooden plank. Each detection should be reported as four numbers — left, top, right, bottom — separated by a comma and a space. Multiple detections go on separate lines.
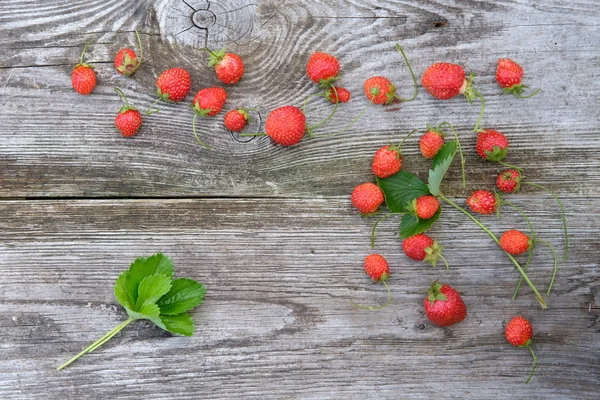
0, 198, 598, 399
0, 0, 599, 198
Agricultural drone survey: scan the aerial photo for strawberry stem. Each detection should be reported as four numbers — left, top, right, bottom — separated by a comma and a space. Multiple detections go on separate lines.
525, 344, 538, 384
536, 238, 558, 295
522, 181, 568, 261
349, 279, 392, 311
57, 318, 133, 371
437, 122, 466, 189
393, 44, 418, 102
438, 193, 547, 309
192, 113, 211, 149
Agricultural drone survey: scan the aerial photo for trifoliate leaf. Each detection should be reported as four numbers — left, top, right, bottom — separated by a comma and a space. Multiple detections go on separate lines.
159, 313, 195, 336
377, 170, 430, 213
135, 274, 172, 310
400, 207, 442, 239
157, 278, 206, 316
428, 141, 457, 196
126, 254, 174, 304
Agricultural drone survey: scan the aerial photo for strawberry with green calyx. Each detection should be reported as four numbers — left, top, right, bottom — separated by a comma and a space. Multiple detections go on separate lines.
421, 62, 485, 132
350, 254, 393, 311
402, 233, 449, 270
191, 87, 227, 149
114, 88, 142, 137
424, 282, 467, 327
114, 30, 143, 77
351, 182, 385, 215
146, 68, 192, 115
72, 38, 97, 95
496, 58, 540, 99
371, 129, 418, 178
198, 48, 245, 84
505, 316, 538, 383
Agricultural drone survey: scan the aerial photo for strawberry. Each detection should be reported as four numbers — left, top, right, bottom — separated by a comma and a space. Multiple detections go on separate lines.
420, 129, 445, 159
466, 190, 498, 215
114, 88, 142, 137
72, 41, 96, 95
476, 129, 509, 161
505, 315, 538, 383
193, 87, 227, 117
306, 52, 340, 87
421, 63, 477, 101
205, 49, 245, 85
496, 59, 540, 98
363, 76, 397, 105
372, 145, 402, 178
402, 233, 448, 269
114, 48, 139, 77
500, 229, 532, 255
326, 87, 351, 103
155, 68, 191, 102
224, 108, 249, 132
351, 183, 384, 215
497, 169, 522, 193
265, 106, 306, 146
414, 195, 440, 219
424, 282, 467, 327
364, 254, 389, 282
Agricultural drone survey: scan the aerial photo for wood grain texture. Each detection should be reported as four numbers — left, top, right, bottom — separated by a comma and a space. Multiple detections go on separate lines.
1, 0, 599, 398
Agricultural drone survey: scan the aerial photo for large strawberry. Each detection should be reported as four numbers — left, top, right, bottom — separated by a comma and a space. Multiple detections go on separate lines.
496, 58, 540, 98
350, 254, 392, 311
114, 30, 143, 77
424, 282, 467, 327
306, 52, 340, 87
191, 87, 227, 148
351, 183, 384, 215
72, 40, 96, 95
402, 233, 448, 269
114, 88, 142, 137
466, 190, 498, 215
203, 48, 245, 85
505, 315, 538, 383
265, 106, 306, 146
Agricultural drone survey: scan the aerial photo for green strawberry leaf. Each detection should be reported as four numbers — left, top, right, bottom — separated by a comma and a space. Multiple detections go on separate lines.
126, 254, 174, 304
400, 207, 442, 239
157, 278, 206, 316
134, 274, 172, 310
377, 171, 430, 213
159, 313, 195, 336
428, 141, 457, 196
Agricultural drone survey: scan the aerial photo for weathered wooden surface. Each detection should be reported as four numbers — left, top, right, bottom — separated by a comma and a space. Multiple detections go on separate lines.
1, 0, 599, 399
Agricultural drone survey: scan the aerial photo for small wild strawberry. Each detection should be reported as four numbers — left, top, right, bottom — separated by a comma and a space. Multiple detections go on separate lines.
350, 254, 393, 311
402, 233, 448, 269
306, 52, 340, 87
505, 315, 538, 383
500, 229, 532, 255
420, 129, 445, 159
114, 88, 142, 137
372, 145, 402, 178
497, 169, 522, 193
424, 282, 467, 327
265, 106, 307, 146
496, 58, 540, 98
72, 40, 96, 95
325, 87, 351, 103
476, 129, 509, 161
351, 183, 384, 215
191, 87, 227, 148
466, 190, 498, 215
114, 30, 143, 77
224, 108, 249, 132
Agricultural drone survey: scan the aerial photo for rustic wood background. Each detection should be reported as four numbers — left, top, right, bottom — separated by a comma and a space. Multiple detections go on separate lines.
1, 0, 599, 398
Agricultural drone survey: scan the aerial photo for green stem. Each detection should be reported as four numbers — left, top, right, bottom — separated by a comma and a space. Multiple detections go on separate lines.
349, 279, 393, 311
393, 44, 418, 102
438, 193, 547, 309
134, 29, 143, 67
497, 160, 524, 171
536, 238, 558, 295
522, 181, 568, 261
437, 122, 466, 190
57, 318, 133, 371
512, 248, 534, 300
525, 345, 538, 384
515, 88, 541, 99
192, 113, 211, 149
472, 90, 485, 133
308, 87, 339, 131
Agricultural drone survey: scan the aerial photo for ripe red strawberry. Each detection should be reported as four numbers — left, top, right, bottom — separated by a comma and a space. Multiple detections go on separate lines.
193, 87, 227, 117
351, 182, 384, 215
364, 254, 389, 282
372, 145, 401, 178
420, 129, 445, 159
363, 76, 397, 105
421, 63, 477, 101
326, 87, 351, 103
156, 68, 191, 102
466, 190, 498, 215
497, 169, 522, 193
114, 88, 142, 137
505, 315, 537, 383
306, 52, 340, 86
496, 59, 540, 98
414, 195, 440, 219
265, 106, 306, 146
224, 108, 249, 132
476, 129, 509, 161
402, 233, 448, 269
72, 41, 96, 95
114, 48, 139, 76
206, 49, 245, 84
500, 230, 532, 255
424, 282, 467, 327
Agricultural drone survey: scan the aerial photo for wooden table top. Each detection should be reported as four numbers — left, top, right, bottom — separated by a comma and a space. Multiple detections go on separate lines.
1, 0, 599, 398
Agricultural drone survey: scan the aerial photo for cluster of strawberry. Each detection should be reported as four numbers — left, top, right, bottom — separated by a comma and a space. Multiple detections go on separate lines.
349, 51, 559, 384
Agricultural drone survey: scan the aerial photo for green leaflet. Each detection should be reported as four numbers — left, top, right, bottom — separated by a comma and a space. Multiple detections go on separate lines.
428, 141, 457, 196
400, 207, 442, 239
157, 278, 206, 316
377, 170, 430, 213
